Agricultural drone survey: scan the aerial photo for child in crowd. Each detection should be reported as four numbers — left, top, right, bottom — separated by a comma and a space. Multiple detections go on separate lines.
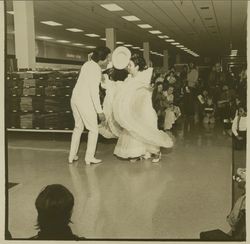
232, 104, 247, 150
203, 96, 216, 124
162, 86, 181, 131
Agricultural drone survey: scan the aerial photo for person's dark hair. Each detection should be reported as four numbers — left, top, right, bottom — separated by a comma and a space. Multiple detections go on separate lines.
130, 53, 147, 71
35, 184, 74, 231
238, 103, 247, 112
91, 46, 111, 62
164, 84, 174, 91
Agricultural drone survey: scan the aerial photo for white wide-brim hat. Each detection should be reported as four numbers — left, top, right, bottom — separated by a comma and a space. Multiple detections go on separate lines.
112, 46, 131, 70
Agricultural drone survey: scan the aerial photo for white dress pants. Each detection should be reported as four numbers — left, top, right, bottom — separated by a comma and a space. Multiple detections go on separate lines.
69, 100, 99, 162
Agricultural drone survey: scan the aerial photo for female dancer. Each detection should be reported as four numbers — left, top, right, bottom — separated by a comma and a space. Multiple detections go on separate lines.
99, 52, 173, 162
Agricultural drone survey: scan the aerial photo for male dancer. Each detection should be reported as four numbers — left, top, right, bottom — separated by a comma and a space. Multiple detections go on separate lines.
68, 46, 111, 165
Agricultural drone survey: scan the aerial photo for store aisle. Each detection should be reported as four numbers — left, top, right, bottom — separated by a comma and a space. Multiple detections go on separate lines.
7, 126, 233, 239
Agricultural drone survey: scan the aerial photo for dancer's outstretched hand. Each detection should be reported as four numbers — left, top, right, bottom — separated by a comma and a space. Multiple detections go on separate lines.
98, 113, 106, 122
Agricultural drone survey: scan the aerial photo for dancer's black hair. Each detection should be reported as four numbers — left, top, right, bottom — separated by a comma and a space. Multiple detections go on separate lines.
91, 46, 111, 62
130, 52, 147, 71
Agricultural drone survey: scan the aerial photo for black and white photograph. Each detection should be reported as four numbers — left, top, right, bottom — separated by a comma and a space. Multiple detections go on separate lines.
1, 0, 248, 242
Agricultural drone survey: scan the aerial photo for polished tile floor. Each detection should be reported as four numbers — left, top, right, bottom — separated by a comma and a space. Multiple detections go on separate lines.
7, 123, 233, 239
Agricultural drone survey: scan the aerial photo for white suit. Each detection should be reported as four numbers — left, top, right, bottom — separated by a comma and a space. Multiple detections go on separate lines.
69, 60, 103, 162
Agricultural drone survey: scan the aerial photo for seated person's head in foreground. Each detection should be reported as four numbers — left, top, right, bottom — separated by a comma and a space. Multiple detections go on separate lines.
35, 184, 74, 237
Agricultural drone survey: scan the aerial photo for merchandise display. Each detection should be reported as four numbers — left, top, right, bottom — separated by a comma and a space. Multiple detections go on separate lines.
6, 71, 78, 131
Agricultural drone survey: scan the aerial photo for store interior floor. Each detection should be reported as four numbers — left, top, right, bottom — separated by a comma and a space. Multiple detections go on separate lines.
7, 121, 233, 239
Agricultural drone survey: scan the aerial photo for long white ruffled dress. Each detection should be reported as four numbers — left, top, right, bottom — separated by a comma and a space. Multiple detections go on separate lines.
99, 68, 173, 159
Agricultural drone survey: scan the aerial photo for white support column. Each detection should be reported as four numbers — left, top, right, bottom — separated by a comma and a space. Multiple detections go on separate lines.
163, 49, 169, 71
143, 42, 150, 67
13, 1, 36, 70
105, 28, 116, 52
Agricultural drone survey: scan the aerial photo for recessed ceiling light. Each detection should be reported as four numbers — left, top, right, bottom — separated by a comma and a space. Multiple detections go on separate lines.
41, 21, 62, 26
86, 46, 96, 49
116, 41, 124, 44
171, 43, 178, 45
162, 35, 169, 38
7, 11, 14, 15
100, 3, 124, 11
66, 28, 84, 32
122, 15, 140, 21
176, 45, 182, 48
36, 36, 54, 40
132, 46, 140, 49
85, 33, 100, 37
137, 24, 152, 29
158, 36, 165, 39
73, 43, 84, 46
124, 44, 132, 47
149, 30, 162, 34
57, 40, 70, 43
100, 38, 106, 41
165, 39, 175, 42
173, 42, 180, 45
139, 48, 144, 51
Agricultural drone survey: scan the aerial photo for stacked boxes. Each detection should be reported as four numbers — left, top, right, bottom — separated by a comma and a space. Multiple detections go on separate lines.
6, 71, 78, 130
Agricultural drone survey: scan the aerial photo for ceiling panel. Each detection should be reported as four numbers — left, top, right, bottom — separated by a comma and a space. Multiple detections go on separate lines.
6, 0, 247, 57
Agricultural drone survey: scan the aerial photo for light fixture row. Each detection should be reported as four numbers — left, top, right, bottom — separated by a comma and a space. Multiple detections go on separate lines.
36, 36, 95, 48
8, 5, 199, 57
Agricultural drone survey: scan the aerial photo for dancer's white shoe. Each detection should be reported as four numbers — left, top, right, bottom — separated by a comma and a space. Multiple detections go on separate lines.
68, 155, 79, 164
152, 152, 161, 163
85, 157, 102, 165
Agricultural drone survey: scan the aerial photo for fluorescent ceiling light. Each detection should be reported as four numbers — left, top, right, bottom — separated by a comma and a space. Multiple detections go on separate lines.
171, 43, 178, 45
66, 28, 83, 32
139, 48, 144, 51
176, 45, 182, 48
86, 46, 96, 49
41, 21, 62, 26
172, 42, 180, 45
7, 11, 14, 15
137, 24, 152, 29
73, 43, 84, 46
57, 40, 70, 43
100, 38, 106, 41
165, 39, 175, 42
149, 30, 162, 34
122, 15, 140, 21
124, 44, 132, 47
85, 33, 100, 37
36, 36, 53, 40
132, 46, 140, 49
158, 35, 169, 39
116, 41, 124, 44
100, 4, 124, 11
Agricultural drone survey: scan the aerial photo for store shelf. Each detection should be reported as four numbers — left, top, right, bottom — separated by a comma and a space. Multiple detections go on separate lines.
7, 128, 73, 133
7, 70, 77, 131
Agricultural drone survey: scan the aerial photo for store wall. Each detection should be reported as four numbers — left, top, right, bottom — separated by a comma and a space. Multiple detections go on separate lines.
7, 34, 88, 62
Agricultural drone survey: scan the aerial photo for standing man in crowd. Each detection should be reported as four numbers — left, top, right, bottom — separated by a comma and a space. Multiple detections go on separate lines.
68, 46, 111, 165
208, 62, 226, 102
